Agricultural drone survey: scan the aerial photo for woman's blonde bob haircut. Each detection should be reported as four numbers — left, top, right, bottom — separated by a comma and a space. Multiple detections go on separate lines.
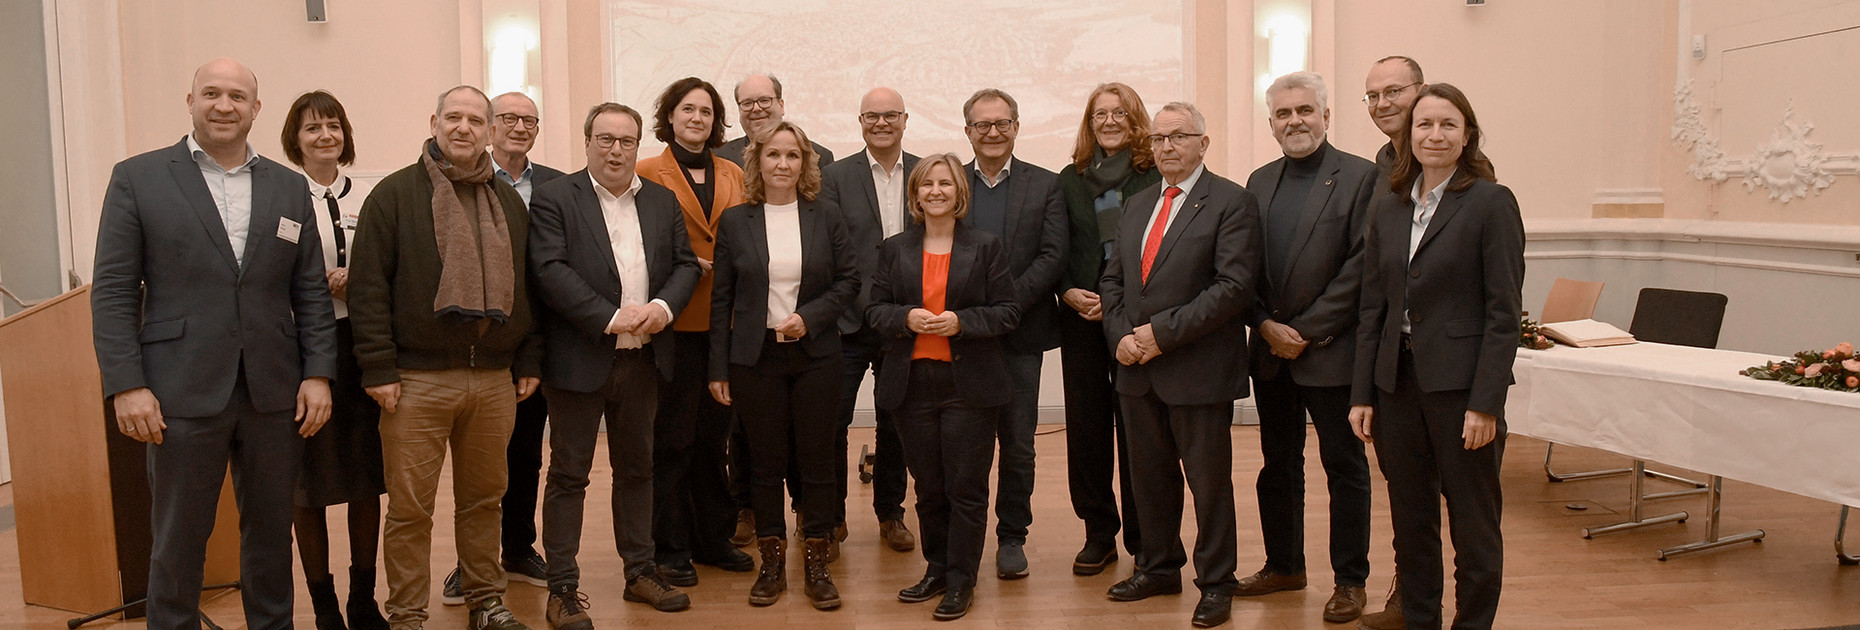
906, 153, 971, 224
742, 121, 822, 203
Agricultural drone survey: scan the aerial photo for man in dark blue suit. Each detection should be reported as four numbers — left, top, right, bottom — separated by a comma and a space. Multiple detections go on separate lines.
91, 57, 337, 630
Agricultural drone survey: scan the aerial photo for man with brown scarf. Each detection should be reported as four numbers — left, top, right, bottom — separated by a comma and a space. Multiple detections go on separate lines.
347, 85, 544, 630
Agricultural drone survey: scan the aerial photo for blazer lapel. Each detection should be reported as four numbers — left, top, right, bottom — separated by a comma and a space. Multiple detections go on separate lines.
947, 227, 974, 305
654, 148, 715, 242
1147, 175, 1212, 279
239, 161, 280, 276
168, 145, 239, 272
576, 177, 622, 282
1279, 153, 1344, 284
1120, 185, 1161, 277
1413, 186, 1464, 259
901, 228, 927, 306
1001, 161, 1026, 245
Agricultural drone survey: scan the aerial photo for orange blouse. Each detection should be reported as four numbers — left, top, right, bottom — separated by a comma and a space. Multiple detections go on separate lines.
911, 251, 953, 361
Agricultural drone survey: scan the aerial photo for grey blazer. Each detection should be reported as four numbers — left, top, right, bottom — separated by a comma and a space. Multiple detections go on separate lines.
528, 172, 701, 388
1244, 145, 1378, 387
1099, 170, 1262, 407
91, 137, 338, 417
819, 149, 921, 335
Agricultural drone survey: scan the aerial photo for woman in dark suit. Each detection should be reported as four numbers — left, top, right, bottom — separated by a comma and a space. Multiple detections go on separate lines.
707, 121, 858, 610
1053, 82, 1162, 573
280, 90, 389, 630
1348, 83, 1523, 630
867, 153, 1020, 621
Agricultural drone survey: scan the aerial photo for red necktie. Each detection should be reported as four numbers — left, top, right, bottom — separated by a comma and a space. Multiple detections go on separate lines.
1141, 185, 1181, 283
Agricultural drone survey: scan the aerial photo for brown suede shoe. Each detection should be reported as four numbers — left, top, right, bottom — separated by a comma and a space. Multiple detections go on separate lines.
1357, 583, 1405, 629
622, 573, 690, 613
730, 509, 755, 547
1233, 566, 1307, 597
1324, 585, 1368, 623
879, 519, 916, 552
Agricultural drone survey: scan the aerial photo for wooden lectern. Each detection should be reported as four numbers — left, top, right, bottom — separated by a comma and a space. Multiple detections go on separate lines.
0, 286, 240, 619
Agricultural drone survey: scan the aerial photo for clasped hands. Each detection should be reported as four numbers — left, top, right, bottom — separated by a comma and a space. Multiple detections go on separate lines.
1115, 323, 1161, 365
1260, 319, 1307, 359
608, 304, 672, 338
1062, 288, 1102, 321
906, 308, 961, 337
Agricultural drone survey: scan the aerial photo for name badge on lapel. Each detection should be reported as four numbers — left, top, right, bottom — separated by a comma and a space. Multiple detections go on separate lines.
277, 217, 302, 244
342, 213, 359, 230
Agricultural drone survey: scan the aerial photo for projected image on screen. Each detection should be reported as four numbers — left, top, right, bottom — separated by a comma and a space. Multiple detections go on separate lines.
606, 0, 1185, 169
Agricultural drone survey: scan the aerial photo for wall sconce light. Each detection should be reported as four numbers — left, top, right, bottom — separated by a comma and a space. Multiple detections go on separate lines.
1263, 14, 1309, 79
488, 24, 536, 99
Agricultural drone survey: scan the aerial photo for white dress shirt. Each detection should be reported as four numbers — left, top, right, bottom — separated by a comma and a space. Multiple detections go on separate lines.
1138, 164, 1205, 250
867, 149, 907, 238
593, 173, 673, 348
764, 201, 804, 327
186, 134, 259, 267
306, 171, 375, 319
1402, 170, 1454, 334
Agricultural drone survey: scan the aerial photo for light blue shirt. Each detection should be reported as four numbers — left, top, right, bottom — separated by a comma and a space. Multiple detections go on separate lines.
186, 134, 260, 267
494, 157, 535, 206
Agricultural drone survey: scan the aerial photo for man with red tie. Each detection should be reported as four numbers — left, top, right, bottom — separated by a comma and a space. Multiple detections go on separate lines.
1098, 101, 1263, 629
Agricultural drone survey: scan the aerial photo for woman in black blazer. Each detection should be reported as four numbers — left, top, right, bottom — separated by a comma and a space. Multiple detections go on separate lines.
867, 153, 1020, 621
1348, 83, 1523, 630
707, 121, 857, 610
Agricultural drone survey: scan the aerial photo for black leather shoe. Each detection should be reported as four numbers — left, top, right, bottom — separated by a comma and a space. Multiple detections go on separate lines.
693, 547, 756, 572
932, 588, 973, 621
657, 560, 698, 587
1106, 572, 1182, 602
897, 575, 949, 603
1191, 591, 1232, 628
1072, 541, 1118, 576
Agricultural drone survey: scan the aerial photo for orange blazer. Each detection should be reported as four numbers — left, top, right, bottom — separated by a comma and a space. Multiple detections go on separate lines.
638, 148, 747, 331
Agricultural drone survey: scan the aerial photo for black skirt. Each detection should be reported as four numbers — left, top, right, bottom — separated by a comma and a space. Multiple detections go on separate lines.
296, 317, 387, 507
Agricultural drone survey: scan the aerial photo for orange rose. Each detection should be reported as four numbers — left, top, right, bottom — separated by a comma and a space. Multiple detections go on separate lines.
1838, 342, 1855, 356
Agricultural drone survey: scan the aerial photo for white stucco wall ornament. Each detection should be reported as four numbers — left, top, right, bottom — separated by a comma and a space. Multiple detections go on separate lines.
1672, 81, 1860, 203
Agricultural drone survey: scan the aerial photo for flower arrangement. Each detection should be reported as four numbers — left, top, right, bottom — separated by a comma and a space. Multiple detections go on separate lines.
1519, 315, 1554, 350
1741, 342, 1860, 392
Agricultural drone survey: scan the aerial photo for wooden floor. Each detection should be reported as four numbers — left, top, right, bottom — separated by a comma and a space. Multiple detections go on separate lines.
5, 428, 1859, 629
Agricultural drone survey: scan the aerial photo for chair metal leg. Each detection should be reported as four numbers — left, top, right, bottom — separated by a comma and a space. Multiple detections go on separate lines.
1657, 476, 1765, 560
1545, 442, 1633, 483
1838, 506, 1860, 566
1644, 468, 1707, 489
1584, 460, 1688, 538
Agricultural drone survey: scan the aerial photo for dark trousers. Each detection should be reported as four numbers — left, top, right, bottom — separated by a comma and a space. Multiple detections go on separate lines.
728, 412, 801, 514
1057, 308, 1140, 555
1122, 391, 1238, 595
501, 388, 548, 558
654, 331, 737, 563
147, 374, 300, 630
1375, 349, 1505, 630
732, 335, 841, 539
541, 349, 659, 588
994, 352, 1042, 542
1251, 374, 1371, 586
894, 360, 999, 591
839, 329, 908, 523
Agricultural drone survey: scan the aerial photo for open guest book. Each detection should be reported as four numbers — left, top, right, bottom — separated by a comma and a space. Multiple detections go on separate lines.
1538, 318, 1637, 348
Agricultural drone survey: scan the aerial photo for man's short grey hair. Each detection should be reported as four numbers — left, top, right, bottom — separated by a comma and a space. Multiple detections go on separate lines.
491, 91, 536, 114
963, 88, 1019, 125
436, 85, 492, 117
734, 73, 784, 101
1266, 72, 1328, 113
1158, 101, 1206, 134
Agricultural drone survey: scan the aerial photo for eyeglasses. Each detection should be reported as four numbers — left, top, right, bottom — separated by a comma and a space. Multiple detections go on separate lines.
860, 111, 905, 125
496, 113, 540, 130
967, 119, 1016, 134
737, 96, 777, 111
1146, 133, 1203, 147
590, 135, 639, 150
1090, 109, 1129, 124
1362, 82, 1420, 106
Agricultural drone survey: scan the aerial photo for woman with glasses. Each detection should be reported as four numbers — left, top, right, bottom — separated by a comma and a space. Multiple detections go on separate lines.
1349, 83, 1521, 629
707, 121, 857, 610
869, 153, 1020, 621
1053, 83, 1162, 575
279, 89, 389, 630
636, 77, 757, 584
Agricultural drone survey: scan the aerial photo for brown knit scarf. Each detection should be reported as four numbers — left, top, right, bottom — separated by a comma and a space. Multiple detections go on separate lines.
421, 139, 514, 323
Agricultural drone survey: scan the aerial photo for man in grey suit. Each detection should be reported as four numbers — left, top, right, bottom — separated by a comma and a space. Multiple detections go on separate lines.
529, 102, 703, 622
717, 74, 834, 168
957, 88, 1068, 579
92, 57, 337, 630
817, 86, 919, 551
1099, 101, 1261, 629
1237, 72, 1379, 624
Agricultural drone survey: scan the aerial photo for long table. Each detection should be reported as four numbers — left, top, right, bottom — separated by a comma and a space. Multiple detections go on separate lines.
1504, 342, 1860, 560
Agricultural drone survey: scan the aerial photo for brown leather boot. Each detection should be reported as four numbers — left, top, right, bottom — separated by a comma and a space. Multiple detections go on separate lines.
802, 537, 842, 610
1357, 582, 1406, 629
749, 536, 786, 606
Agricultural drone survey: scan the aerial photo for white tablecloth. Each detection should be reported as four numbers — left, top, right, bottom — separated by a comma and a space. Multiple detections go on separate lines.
1505, 342, 1860, 507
